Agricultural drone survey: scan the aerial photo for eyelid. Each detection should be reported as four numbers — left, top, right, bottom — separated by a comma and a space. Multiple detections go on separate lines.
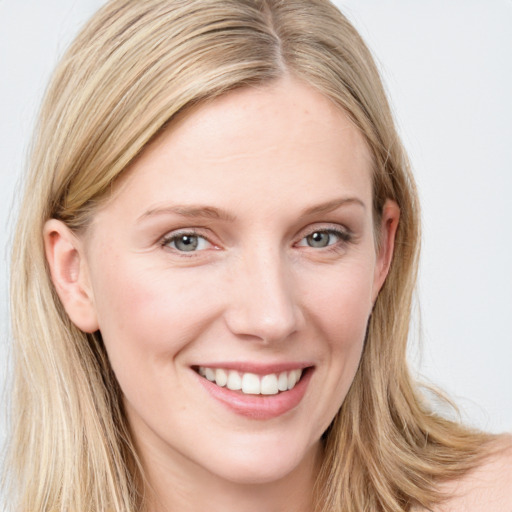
294, 224, 353, 250
159, 228, 217, 253
297, 224, 352, 241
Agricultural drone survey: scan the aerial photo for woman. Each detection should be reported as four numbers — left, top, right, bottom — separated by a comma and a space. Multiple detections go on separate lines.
4, 0, 511, 511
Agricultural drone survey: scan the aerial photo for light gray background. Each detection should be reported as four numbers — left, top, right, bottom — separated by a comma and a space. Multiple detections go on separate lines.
1, 0, 511, 449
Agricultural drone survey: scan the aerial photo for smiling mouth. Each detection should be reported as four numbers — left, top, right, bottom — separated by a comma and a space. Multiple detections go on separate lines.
194, 366, 305, 396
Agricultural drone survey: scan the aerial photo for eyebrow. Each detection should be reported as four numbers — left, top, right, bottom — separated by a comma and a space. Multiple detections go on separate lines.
138, 204, 237, 223
138, 197, 365, 223
300, 197, 366, 216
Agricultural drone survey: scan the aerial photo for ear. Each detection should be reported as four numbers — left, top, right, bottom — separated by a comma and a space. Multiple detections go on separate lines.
371, 199, 400, 302
43, 219, 99, 333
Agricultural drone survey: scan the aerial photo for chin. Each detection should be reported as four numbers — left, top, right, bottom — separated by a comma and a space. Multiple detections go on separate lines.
199, 432, 320, 485
209, 460, 302, 486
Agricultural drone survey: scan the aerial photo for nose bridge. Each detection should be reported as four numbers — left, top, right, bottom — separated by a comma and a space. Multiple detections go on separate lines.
225, 243, 302, 343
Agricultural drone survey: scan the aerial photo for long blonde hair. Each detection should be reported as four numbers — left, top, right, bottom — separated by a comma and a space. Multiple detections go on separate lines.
5, 1, 490, 510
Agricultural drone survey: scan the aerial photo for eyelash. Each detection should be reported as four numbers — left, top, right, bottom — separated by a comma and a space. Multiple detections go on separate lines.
295, 227, 353, 252
159, 226, 353, 256
160, 229, 212, 254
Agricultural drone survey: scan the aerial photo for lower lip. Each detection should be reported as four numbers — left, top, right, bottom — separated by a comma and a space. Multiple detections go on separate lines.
195, 368, 313, 420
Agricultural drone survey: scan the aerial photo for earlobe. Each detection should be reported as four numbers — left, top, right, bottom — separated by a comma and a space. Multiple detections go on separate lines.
43, 219, 99, 333
372, 199, 400, 302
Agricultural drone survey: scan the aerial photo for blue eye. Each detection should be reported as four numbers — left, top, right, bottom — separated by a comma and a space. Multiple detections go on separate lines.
297, 229, 350, 248
305, 231, 333, 248
163, 233, 211, 252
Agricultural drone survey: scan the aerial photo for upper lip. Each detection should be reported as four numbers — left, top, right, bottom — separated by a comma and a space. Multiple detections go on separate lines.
192, 362, 314, 375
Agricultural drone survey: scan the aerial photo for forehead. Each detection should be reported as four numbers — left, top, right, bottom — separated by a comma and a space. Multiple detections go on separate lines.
96, 77, 374, 223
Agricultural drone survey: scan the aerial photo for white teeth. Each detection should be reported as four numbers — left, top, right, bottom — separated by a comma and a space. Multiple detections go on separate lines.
215, 368, 228, 387
277, 372, 288, 392
227, 370, 242, 390
197, 366, 305, 395
261, 374, 279, 395
287, 369, 303, 390
204, 367, 216, 382
242, 373, 260, 394
287, 371, 297, 389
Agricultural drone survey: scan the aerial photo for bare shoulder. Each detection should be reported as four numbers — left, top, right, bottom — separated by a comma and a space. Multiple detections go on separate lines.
434, 434, 512, 512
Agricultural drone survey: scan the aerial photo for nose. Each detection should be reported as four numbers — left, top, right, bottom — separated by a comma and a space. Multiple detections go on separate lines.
224, 247, 304, 344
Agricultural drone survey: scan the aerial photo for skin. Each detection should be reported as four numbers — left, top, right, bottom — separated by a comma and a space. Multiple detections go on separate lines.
409, 436, 512, 512
433, 435, 512, 512
45, 77, 400, 512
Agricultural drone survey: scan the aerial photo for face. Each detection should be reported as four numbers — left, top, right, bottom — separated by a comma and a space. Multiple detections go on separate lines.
48, 77, 398, 488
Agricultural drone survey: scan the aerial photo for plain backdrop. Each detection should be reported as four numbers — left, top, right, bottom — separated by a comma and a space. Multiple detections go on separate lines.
1, 0, 511, 454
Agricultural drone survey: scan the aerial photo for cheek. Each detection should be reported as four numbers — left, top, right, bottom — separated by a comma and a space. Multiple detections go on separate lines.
304, 258, 375, 349
302, 258, 375, 409
89, 252, 222, 380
